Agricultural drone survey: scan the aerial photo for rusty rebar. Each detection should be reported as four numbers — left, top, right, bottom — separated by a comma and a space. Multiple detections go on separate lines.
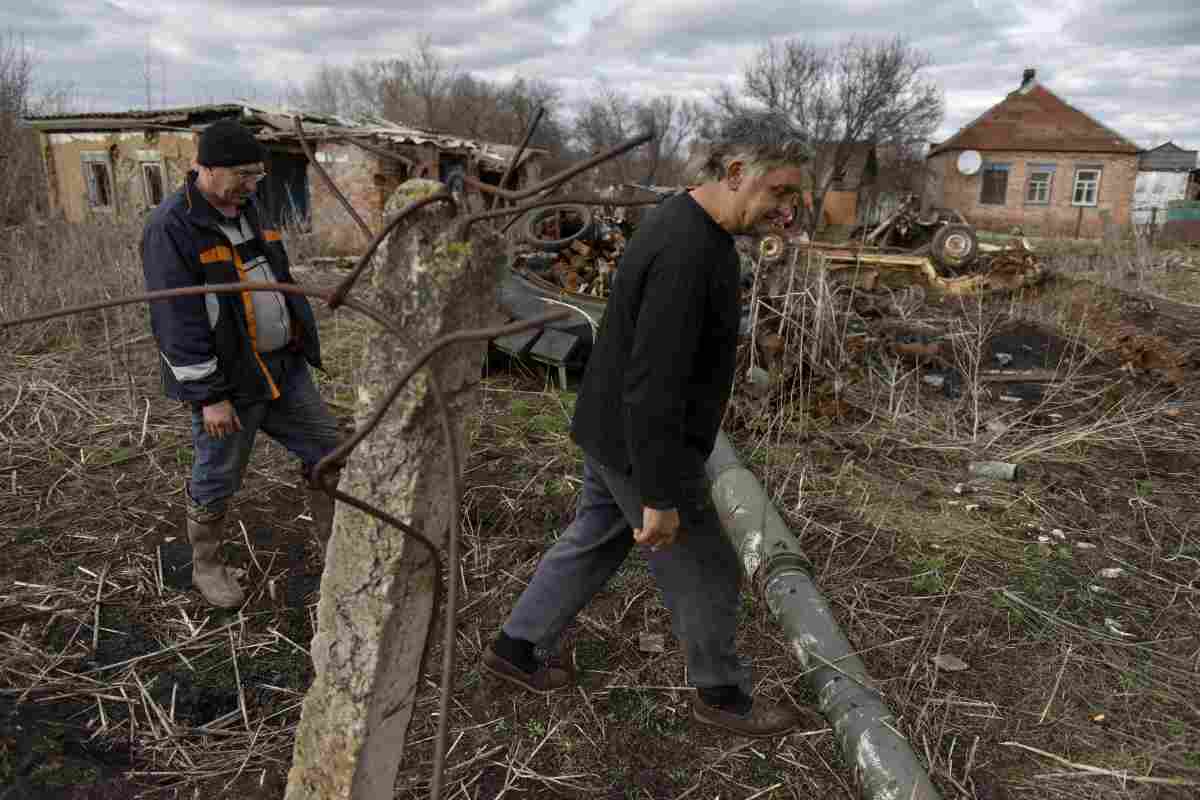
490, 105, 545, 210
0, 127, 645, 800
3, 282, 568, 800
474, 129, 654, 204
295, 116, 374, 244
328, 189, 455, 310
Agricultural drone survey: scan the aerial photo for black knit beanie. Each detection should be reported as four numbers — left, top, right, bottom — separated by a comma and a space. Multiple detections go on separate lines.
197, 119, 265, 167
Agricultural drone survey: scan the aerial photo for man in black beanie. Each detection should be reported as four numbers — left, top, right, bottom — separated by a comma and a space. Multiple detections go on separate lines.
141, 118, 342, 608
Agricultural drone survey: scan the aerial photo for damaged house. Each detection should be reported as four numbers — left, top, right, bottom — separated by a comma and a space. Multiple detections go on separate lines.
1133, 141, 1199, 229
925, 69, 1139, 239
807, 142, 878, 228
23, 103, 546, 249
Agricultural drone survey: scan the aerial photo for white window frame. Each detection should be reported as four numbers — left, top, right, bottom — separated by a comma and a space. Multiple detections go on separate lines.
1072, 166, 1102, 207
141, 161, 166, 207
979, 162, 1011, 206
81, 151, 114, 210
1025, 163, 1055, 205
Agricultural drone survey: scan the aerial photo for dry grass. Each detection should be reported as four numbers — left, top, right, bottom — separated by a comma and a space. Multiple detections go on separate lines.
724, 242, 1200, 799
2, 220, 1199, 799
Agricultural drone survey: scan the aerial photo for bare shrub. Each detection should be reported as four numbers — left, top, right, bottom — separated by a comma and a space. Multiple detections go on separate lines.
0, 33, 46, 225
0, 217, 145, 351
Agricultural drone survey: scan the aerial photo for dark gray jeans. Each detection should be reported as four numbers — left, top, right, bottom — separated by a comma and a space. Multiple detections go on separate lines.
503, 456, 746, 689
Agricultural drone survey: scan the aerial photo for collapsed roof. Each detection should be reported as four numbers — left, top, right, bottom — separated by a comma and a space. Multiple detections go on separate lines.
23, 102, 546, 171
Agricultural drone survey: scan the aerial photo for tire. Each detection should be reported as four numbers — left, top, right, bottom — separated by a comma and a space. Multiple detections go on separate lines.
930, 224, 978, 272
521, 204, 595, 252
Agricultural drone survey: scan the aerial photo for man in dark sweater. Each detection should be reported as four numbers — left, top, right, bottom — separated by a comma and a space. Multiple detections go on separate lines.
483, 118, 809, 738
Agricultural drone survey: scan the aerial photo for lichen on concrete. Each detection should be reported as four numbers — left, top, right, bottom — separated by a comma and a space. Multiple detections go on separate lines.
286, 215, 502, 800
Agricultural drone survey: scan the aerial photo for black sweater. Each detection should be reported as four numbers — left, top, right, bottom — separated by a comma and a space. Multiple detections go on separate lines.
571, 192, 741, 509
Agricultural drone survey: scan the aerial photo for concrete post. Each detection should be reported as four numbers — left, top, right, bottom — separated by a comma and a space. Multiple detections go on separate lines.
285, 198, 505, 800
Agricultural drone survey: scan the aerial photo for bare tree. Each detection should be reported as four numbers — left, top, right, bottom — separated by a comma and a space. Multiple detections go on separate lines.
496, 77, 566, 152
442, 72, 499, 140
0, 33, 44, 224
573, 84, 636, 186
573, 84, 706, 188
406, 34, 453, 129
142, 45, 154, 110
715, 35, 943, 238
637, 95, 709, 185
287, 63, 354, 117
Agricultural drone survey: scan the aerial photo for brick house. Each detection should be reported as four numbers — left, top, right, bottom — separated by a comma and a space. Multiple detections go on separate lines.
925, 69, 1140, 238
23, 103, 545, 249
805, 142, 878, 227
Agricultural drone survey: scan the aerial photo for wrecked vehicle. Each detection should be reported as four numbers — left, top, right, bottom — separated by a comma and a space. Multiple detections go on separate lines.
846, 194, 981, 273
495, 192, 1048, 382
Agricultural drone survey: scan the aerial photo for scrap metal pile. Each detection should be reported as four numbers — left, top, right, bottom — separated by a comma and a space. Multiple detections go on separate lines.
817, 235, 1047, 295
512, 204, 639, 298
506, 191, 1048, 309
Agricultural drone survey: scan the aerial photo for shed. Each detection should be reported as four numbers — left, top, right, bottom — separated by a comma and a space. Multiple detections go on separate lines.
23, 103, 548, 239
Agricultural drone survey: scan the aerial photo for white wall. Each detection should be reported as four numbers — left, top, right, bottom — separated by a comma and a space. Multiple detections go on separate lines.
1133, 171, 1190, 226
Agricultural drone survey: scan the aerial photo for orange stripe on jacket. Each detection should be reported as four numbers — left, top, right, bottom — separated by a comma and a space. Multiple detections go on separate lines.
233, 249, 281, 400
199, 246, 233, 264
263, 229, 282, 242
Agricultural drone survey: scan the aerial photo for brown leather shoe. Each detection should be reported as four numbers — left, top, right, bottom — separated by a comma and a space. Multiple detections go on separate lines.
692, 695, 805, 739
480, 645, 571, 695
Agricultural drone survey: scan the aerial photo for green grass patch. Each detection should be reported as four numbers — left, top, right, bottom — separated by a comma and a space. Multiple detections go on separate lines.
606, 688, 687, 736
574, 638, 609, 673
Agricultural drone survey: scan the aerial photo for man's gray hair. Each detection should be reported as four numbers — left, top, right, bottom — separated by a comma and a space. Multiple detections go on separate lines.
686, 110, 811, 184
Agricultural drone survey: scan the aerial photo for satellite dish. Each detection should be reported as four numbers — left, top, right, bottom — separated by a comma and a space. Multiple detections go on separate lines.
957, 150, 983, 176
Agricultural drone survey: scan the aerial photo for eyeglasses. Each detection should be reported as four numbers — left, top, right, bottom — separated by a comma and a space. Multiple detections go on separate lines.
231, 168, 267, 183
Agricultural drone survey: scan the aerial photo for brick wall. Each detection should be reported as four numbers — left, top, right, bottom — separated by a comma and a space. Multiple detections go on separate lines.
927, 150, 1137, 238
308, 141, 437, 253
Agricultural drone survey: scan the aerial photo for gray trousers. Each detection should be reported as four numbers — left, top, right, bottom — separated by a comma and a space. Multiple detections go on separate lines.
503, 456, 746, 688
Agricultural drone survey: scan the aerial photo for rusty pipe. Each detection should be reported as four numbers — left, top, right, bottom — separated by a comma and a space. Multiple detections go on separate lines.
491, 106, 545, 210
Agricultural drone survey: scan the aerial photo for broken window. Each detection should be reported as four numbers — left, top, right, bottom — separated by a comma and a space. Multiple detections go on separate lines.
142, 162, 165, 207
1025, 163, 1055, 204
1072, 167, 1101, 206
81, 152, 113, 209
979, 162, 1010, 206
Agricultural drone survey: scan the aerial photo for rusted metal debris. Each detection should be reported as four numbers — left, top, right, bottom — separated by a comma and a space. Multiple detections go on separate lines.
0, 119, 655, 800
513, 206, 638, 297
818, 237, 1046, 295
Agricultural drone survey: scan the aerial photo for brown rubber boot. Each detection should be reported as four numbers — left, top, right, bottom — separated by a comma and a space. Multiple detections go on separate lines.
186, 506, 245, 608
692, 694, 806, 739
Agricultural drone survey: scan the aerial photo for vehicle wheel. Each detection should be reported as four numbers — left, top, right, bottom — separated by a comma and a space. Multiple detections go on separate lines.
930, 224, 978, 272
522, 204, 595, 251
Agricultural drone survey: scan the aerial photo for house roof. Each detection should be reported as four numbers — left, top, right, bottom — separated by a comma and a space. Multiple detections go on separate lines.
928, 82, 1139, 157
24, 102, 546, 168
24, 103, 247, 123
1138, 141, 1198, 172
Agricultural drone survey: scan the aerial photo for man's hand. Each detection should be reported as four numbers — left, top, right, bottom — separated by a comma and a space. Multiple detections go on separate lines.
634, 506, 680, 551
202, 400, 242, 440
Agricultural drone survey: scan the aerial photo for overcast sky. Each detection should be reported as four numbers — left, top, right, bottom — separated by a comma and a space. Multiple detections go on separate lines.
9, 0, 1199, 153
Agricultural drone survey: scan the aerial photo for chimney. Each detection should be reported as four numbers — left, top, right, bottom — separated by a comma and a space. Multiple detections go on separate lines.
1022, 68, 1036, 86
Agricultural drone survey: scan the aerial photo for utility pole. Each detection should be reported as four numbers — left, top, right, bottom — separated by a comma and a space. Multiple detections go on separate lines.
142, 47, 153, 110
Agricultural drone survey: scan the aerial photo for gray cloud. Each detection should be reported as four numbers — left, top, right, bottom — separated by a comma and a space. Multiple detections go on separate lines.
8, 0, 1200, 151
1065, 0, 1200, 47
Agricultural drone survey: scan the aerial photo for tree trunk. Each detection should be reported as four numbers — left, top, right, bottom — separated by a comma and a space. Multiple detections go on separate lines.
807, 188, 828, 241
285, 211, 504, 800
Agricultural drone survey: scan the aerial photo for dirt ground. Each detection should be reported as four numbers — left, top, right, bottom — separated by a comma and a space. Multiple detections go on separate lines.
2, 247, 1199, 799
